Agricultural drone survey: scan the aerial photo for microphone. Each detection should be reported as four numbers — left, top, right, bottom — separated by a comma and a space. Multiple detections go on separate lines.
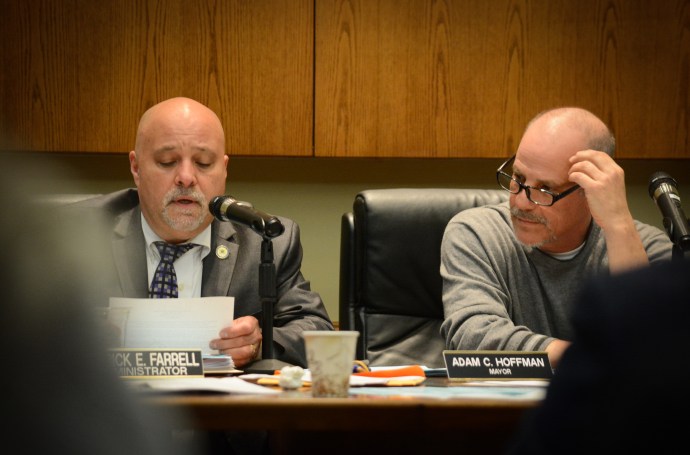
209, 195, 285, 238
648, 172, 690, 251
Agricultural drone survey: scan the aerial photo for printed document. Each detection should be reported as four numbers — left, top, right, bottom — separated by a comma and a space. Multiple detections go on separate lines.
108, 297, 234, 354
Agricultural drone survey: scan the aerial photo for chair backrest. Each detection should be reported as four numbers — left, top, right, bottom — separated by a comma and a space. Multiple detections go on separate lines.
339, 188, 508, 367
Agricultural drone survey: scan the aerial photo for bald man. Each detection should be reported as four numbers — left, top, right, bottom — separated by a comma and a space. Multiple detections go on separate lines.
440, 107, 672, 368
73, 97, 333, 369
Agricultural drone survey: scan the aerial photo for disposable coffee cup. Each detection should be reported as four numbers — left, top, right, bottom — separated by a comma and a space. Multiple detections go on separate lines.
303, 331, 359, 398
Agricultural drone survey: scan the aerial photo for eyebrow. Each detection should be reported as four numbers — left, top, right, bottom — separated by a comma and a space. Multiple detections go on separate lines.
152, 145, 215, 156
511, 165, 563, 190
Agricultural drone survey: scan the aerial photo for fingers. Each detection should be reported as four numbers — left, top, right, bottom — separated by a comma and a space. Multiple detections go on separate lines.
210, 336, 260, 353
568, 150, 623, 189
209, 338, 261, 367
568, 149, 633, 231
225, 341, 261, 367
208, 316, 262, 367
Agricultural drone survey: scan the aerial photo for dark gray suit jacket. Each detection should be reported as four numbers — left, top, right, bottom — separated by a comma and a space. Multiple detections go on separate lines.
70, 188, 333, 366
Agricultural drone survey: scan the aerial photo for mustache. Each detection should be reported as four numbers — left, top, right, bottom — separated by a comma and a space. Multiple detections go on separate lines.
163, 187, 206, 206
510, 207, 547, 225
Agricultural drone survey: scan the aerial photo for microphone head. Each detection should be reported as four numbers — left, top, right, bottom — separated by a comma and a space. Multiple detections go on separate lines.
208, 195, 237, 221
648, 171, 678, 199
264, 217, 285, 238
208, 195, 223, 219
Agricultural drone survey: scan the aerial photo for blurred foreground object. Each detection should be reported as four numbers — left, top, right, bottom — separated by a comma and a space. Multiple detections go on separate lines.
507, 258, 690, 454
0, 153, 200, 455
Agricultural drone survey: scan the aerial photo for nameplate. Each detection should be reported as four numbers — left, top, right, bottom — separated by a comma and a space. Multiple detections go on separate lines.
443, 350, 553, 381
109, 348, 204, 378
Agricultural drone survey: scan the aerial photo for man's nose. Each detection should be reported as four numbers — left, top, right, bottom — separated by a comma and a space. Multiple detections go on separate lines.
175, 161, 197, 187
512, 187, 534, 210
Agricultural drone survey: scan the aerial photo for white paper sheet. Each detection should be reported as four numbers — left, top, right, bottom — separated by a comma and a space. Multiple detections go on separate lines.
132, 377, 279, 395
108, 297, 234, 354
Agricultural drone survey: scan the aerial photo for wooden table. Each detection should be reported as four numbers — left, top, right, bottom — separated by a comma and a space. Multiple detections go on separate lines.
144, 378, 543, 454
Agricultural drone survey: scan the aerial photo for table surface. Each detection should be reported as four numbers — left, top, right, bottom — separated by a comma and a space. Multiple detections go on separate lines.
144, 377, 544, 430
143, 376, 545, 454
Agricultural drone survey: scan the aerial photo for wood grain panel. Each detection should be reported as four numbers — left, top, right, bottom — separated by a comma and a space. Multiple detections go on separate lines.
315, 0, 690, 158
0, 0, 313, 156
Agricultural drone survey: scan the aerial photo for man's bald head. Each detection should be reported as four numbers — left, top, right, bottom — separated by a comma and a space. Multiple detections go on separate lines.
135, 97, 225, 154
525, 107, 615, 158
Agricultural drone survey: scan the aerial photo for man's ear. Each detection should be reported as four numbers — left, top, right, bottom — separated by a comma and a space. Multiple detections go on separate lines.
129, 150, 140, 184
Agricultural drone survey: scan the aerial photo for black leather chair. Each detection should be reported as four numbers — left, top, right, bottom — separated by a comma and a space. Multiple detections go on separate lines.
340, 188, 508, 368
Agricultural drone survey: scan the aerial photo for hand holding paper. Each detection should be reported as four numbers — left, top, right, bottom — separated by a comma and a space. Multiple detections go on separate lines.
209, 315, 263, 368
108, 297, 234, 354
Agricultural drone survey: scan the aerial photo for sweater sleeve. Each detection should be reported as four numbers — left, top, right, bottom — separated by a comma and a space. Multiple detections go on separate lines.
634, 220, 674, 264
440, 205, 553, 353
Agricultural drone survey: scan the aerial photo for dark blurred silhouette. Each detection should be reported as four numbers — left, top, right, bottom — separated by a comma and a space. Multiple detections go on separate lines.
0, 153, 201, 455
506, 258, 689, 454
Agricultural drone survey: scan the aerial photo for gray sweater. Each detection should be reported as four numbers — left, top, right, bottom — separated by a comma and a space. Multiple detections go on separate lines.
440, 202, 673, 352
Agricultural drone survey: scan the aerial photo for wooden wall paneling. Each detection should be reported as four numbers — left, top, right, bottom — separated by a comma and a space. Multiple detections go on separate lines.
314, 0, 690, 158
316, 0, 485, 158
218, 0, 314, 156
2, 0, 688, 158
0, 0, 313, 156
607, 0, 690, 158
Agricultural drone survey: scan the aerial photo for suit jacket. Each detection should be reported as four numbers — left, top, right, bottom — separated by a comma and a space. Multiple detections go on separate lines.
70, 188, 333, 366
506, 258, 690, 454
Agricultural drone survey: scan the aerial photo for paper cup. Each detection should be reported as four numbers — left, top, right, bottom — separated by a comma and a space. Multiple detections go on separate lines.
303, 331, 359, 398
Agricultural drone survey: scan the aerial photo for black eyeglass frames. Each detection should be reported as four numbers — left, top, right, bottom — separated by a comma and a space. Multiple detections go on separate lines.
496, 155, 581, 206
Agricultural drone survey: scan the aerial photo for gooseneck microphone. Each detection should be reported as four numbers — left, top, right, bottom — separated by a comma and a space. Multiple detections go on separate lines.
209, 195, 285, 238
209, 195, 292, 373
648, 172, 690, 253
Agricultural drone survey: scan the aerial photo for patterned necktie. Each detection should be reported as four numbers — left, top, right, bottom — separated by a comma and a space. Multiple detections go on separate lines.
149, 241, 195, 298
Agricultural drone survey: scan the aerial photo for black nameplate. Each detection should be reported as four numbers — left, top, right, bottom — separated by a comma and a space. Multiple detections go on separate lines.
109, 349, 204, 378
443, 350, 553, 381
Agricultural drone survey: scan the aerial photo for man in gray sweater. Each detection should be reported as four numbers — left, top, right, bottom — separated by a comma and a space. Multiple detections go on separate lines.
440, 107, 672, 368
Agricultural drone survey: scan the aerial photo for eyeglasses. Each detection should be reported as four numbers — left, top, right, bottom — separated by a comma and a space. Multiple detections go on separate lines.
496, 155, 580, 206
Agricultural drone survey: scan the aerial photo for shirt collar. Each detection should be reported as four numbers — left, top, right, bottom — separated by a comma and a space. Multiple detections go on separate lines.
140, 213, 212, 258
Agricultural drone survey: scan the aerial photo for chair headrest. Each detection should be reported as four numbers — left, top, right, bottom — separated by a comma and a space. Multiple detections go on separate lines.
352, 188, 508, 317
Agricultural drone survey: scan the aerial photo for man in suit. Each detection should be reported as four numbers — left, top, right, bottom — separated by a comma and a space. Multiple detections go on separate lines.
73, 96, 333, 368
506, 258, 690, 454
66, 97, 334, 454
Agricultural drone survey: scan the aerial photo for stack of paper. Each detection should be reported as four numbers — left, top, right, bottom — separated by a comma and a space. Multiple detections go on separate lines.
203, 354, 239, 374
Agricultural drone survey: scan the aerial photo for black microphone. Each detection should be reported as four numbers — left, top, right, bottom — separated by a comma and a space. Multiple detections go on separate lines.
209, 195, 285, 238
648, 172, 690, 251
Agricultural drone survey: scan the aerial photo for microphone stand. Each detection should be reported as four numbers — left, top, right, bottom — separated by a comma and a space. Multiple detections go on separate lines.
672, 245, 689, 262
244, 236, 294, 374
668, 219, 690, 262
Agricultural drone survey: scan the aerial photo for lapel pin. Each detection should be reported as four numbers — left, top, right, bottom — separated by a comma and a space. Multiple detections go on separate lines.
216, 245, 229, 259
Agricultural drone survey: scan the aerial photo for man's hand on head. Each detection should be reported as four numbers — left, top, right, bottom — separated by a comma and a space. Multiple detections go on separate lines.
568, 150, 649, 273
568, 150, 632, 232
